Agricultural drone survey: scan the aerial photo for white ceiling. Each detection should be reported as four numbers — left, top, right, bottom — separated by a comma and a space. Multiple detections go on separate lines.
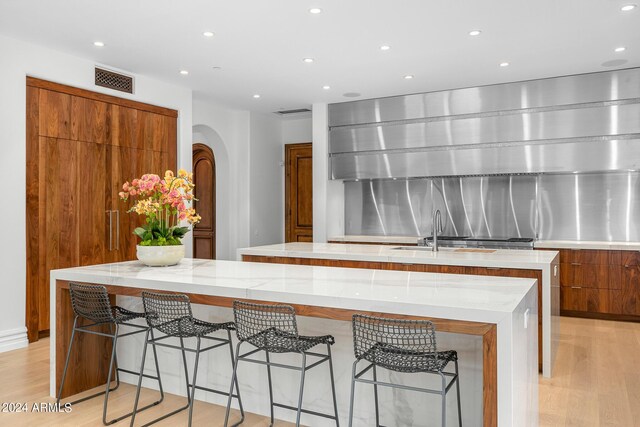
1, 0, 639, 113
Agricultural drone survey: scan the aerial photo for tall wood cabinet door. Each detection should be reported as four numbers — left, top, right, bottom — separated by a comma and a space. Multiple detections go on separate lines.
78, 142, 109, 267
39, 90, 71, 139
71, 97, 111, 144
106, 145, 140, 262
621, 264, 640, 315
40, 137, 80, 330
285, 143, 313, 242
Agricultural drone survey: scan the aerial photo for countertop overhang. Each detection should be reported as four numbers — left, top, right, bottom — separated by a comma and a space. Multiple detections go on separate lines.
51, 258, 536, 324
238, 242, 558, 270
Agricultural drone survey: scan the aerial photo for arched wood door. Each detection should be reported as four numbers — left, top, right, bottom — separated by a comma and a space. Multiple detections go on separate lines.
192, 144, 216, 259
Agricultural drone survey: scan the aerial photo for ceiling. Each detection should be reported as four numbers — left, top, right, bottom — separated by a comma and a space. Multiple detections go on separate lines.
1, 0, 639, 113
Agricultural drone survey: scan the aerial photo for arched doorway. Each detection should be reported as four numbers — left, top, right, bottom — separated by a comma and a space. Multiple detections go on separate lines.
192, 143, 216, 259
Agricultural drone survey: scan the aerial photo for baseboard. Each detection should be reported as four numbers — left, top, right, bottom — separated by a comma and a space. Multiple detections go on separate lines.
0, 327, 29, 353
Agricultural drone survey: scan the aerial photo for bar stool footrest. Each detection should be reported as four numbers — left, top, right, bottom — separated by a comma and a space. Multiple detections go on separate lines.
272, 402, 339, 420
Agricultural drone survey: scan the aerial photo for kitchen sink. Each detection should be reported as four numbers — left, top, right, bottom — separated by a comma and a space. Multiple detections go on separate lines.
391, 246, 434, 251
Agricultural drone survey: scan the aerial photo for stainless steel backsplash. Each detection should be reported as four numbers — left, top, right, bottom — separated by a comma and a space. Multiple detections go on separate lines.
345, 172, 640, 242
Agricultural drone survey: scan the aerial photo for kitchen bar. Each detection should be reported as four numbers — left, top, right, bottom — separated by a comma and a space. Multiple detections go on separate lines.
50, 259, 538, 426
238, 242, 559, 377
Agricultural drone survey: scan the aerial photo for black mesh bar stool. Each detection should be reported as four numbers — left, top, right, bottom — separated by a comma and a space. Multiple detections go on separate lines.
130, 291, 244, 427
224, 300, 340, 427
57, 283, 164, 425
348, 314, 462, 427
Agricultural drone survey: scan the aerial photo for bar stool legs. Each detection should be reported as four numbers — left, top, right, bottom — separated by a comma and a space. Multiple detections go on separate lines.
265, 350, 276, 426
131, 329, 244, 427
224, 342, 340, 427
57, 316, 164, 426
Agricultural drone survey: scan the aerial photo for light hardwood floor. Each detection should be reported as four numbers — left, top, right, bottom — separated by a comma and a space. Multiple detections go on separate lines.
539, 316, 640, 427
1, 316, 639, 426
0, 336, 294, 426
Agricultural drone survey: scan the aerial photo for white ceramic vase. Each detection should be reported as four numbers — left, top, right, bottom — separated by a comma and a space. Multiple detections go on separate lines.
136, 244, 185, 267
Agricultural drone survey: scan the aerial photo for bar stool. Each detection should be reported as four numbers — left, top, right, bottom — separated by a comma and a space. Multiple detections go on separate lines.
57, 283, 164, 425
130, 291, 244, 427
348, 314, 462, 427
224, 300, 340, 427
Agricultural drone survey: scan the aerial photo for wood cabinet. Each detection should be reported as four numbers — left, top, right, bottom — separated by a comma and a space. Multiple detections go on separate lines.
26, 78, 177, 342
546, 247, 640, 319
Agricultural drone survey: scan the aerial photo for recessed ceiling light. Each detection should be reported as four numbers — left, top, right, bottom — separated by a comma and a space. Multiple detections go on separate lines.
621, 4, 637, 11
93, 41, 104, 47
322, 85, 331, 90
212, 66, 222, 70
253, 94, 261, 99
203, 31, 214, 37
380, 45, 391, 51
469, 30, 482, 36
303, 58, 314, 63
499, 62, 510, 67
180, 70, 189, 75
309, 8, 322, 14
615, 46, 627, 52
404, 75, 414, 79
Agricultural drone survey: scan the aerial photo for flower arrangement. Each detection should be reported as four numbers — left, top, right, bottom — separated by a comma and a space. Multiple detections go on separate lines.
119, 169, 201, 246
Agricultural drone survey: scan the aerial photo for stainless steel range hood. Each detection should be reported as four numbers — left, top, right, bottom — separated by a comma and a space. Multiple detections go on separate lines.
328, 68, 640, 180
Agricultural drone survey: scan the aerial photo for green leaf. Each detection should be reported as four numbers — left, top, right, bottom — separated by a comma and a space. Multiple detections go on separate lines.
133, 227, 147, 239
172, 226, 190, 238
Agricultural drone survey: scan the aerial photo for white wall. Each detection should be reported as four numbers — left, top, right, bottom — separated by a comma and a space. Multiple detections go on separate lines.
282, 115, 312, 144
312, 104, 344, 243
249, 112, 284, 246
0, 34, 192, 352
192, 97, 251, 260
192, 106, 313, 257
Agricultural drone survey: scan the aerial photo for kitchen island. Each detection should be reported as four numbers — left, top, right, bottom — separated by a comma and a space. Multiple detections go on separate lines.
239, 242, 559, 377
50, 259, 537, 427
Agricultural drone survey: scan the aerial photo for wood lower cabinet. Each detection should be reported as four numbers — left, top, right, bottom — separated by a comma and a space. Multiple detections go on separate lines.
26, 78, 177, 342
242, 254, 544, 371
546, 248, 640, 319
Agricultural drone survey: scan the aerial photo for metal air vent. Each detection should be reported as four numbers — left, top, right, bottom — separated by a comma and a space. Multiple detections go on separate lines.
275, 108, 311, 115
95, 67, 134, 94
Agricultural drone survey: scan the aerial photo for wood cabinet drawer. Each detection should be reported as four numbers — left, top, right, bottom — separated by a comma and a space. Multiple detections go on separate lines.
559, 249, 620, 265
621, 251, 640, 267
561, 287, 622, 314
560, 263, 614, 289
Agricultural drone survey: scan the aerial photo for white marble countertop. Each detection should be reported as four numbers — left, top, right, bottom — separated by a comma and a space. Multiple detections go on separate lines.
534, 240, 640, 250
51, 258, 535, 323
239, 242, 558, 270
329, 235, 640, 251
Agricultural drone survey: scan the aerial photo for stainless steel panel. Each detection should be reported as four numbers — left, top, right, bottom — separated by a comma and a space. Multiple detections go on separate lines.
329, 68, 640, 127
329, 104, 640, 154
331, 139, 640, 180
345, 176, 537, 238
538, 172, 640, 241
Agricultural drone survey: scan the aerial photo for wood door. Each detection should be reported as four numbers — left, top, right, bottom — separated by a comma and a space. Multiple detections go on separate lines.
285, 143, 313, 242
192, 144, 216, 259
39, 137, 80, 331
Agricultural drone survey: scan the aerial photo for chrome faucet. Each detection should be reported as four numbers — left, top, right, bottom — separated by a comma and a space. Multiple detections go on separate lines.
432, 209, 443, 251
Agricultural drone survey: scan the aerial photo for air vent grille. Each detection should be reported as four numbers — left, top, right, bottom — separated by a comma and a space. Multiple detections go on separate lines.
275, 108, 311, 115
95, 68, 134, 94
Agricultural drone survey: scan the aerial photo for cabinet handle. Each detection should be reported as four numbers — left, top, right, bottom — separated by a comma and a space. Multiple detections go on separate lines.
115, 210, 120, 251
571, 262, 581, 266
571, 286, 582, 289
106, 210, 113, 251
